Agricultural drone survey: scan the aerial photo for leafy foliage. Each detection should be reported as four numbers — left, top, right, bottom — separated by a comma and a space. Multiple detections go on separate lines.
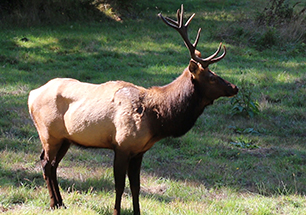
256, 0, 306, 26
218, 0, 306, 51
230, 79, 260, 118
0, 0, 108, 26
250, 26, 278, 49
229, 126, 264, 135
230, 137, 260, 149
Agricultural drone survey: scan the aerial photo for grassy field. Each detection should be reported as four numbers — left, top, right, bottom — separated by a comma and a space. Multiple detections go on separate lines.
1, 0, 306, 214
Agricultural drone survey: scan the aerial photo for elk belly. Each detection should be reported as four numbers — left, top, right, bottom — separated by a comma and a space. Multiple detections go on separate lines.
62, 97, 116, 148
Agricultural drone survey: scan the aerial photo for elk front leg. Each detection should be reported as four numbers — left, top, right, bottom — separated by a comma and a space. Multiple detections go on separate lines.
113, 150, 129, 215
128, 153, 143, 215
41, 150, 62, 209
40, 140, 70, 209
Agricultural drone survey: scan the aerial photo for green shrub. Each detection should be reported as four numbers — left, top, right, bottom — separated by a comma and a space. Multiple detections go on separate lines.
255, 0, 305, 26
251, 27, 278, 49
218, 0, 306, 51
230, 137, 260, 149
230, 79, 260, 118
254, 0, 306, 48
0, 0, 106, 26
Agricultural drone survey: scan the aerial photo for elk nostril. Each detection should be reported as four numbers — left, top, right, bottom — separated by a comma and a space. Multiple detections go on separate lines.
230, 85, 239, 94
229, 84, 238, 90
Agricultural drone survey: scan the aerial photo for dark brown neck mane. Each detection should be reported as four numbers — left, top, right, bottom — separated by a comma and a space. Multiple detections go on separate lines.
146, 69, 211, 138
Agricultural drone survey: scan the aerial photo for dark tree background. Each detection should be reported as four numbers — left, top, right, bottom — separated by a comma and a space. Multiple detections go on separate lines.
0, 0, 122, 25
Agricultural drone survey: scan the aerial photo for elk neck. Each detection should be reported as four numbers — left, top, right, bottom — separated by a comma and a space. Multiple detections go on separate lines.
145, 68, 211, 138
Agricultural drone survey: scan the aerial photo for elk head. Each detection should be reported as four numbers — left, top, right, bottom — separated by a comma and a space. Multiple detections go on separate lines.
158, 5, 238, 102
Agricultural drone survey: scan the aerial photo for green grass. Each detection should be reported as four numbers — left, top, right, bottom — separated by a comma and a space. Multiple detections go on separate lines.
1, 0, 306, 214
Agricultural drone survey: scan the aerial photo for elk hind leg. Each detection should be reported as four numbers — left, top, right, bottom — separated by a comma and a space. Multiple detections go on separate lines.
40, 139, 71, 209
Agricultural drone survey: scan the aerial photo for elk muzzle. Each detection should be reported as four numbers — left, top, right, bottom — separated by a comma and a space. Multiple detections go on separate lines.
223, 79, 239, 97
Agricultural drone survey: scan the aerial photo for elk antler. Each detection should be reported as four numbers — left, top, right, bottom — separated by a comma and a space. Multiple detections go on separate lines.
158, 4, 226, 68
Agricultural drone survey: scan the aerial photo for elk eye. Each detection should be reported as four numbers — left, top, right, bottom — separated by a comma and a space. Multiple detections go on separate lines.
209, 76, 216, 83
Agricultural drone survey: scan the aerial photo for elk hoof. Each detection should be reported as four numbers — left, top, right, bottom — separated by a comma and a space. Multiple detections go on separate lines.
50, 203, 66, 210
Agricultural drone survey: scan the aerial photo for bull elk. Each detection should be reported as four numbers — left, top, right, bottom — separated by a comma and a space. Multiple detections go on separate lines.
28, 5, 238, 215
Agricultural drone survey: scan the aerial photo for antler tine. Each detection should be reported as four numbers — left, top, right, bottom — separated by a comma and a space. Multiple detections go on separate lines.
177, 9, 181, 28
210, 45, 226, 63
193, 28, 201, 48
199, 43, 226, 67
203, 43, 222, 61
165, 17, 178, 27
178, 5, 183, 28
185, 13, 195, 26
159, 14, 177, 29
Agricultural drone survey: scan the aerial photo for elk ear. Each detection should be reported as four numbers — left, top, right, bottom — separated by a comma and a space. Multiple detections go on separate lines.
188, 59, 199, 74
